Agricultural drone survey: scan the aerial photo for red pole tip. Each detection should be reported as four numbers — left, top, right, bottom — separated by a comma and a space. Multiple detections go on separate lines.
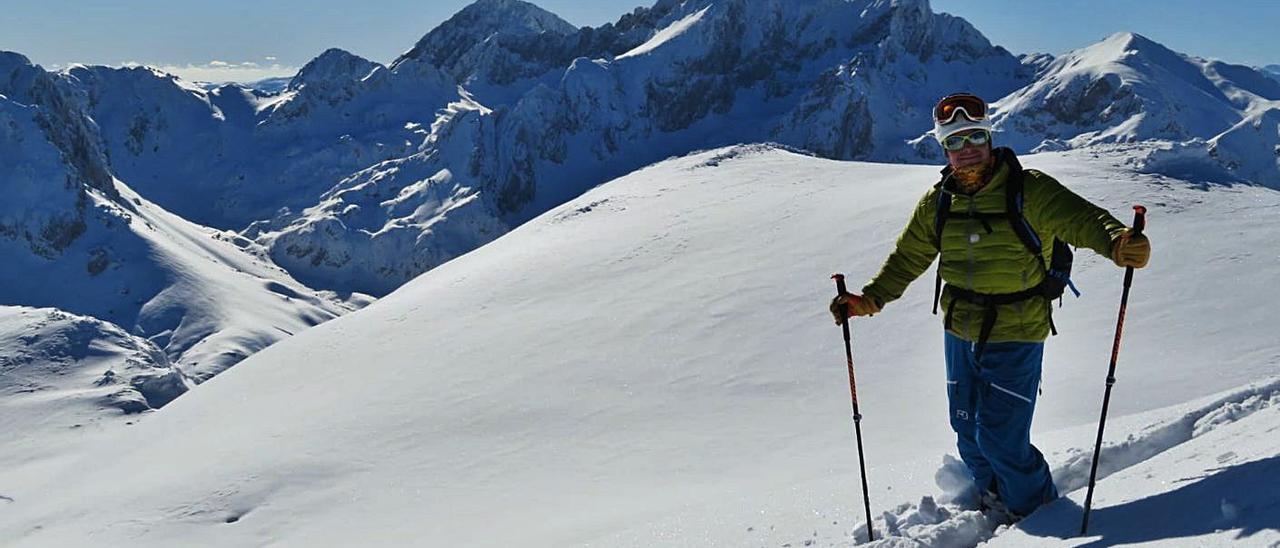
1133, 205, 1147, 215
831, 273, 845, 281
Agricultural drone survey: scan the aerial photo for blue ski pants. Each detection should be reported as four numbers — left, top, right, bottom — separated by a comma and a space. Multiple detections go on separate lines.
944, 331, 1058, 515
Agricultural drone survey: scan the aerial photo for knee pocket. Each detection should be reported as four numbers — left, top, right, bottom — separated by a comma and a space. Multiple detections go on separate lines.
977, 380, 1036, 436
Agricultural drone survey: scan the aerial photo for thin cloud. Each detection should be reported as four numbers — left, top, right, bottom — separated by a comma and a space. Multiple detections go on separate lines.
113, 60, 298, 83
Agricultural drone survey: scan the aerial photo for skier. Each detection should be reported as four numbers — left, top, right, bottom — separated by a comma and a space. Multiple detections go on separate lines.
829, 93, 1150, 520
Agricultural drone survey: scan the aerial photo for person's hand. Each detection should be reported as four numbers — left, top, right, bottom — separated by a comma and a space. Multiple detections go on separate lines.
1110, 228, 1151, 268
829, 293, 881, 325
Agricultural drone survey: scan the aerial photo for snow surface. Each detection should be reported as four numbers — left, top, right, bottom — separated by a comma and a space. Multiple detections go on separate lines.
0, 306, 186, 484
617, 6, 712, 59
3, 146, 1277, 546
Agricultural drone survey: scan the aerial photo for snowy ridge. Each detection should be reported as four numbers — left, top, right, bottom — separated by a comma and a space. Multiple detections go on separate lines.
254, 0, 1032, 295
3, 146, 1277, 546
0, 306, 185, 414
990, 32, 1280, 185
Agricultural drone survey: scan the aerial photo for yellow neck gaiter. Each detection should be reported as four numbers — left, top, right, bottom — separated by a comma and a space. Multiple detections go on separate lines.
952, 157, 994, 194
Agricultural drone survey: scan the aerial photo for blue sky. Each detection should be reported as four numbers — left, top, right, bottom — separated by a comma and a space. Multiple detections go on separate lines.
2, 0, 1275, 81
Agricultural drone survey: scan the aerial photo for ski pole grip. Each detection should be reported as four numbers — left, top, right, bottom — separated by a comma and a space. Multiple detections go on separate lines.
1132, 205, 1146, 233
832, 273, 848, 295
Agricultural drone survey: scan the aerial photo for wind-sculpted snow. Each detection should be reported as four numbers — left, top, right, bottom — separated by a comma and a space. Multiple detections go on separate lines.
0, 306, 187, 414
0, 306, 191, 487
834, 378, 1280, 546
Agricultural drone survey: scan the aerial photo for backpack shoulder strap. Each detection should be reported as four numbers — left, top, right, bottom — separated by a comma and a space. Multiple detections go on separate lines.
934, 181, 952, 250
998, 149, 1044, 259
931, 170, 952, 315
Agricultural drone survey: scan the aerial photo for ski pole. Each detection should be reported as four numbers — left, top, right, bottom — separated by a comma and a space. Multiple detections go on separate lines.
831, 273, 874, 542
1079, 205, 1147, 536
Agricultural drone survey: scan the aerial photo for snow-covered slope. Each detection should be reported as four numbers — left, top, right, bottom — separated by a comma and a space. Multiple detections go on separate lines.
1, 52, 374, 521
989, 32, 1280, 185
0, 306, 188, 480
1, 53, 357, 383
986, 381, 1280, 547
3, 146, 1276, 546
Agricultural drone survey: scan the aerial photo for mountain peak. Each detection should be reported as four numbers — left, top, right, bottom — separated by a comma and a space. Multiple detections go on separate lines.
1104, 31, 1158, 48
455, 0, 578, 35
289, 48, 380, 91
0, 50, 34, 71
392, 0, 576, 71
1093, 31, 1177, 60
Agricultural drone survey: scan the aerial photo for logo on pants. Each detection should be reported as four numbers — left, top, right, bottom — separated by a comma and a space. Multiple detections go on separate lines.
955, 409, 970, 420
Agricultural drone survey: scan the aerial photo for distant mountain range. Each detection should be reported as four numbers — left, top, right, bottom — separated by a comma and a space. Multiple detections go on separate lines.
1261, 64, 1280, 81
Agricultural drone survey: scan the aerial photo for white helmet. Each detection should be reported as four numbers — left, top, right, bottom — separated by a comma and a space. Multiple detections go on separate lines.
932, 93, 993, 144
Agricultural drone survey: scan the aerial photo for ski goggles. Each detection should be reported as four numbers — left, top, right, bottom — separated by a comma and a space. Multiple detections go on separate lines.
934, 93, 988, 125
941, 130, 991, 151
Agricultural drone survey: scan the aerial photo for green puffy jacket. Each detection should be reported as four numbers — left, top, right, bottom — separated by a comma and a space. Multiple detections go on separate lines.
861, 149, 1127, 343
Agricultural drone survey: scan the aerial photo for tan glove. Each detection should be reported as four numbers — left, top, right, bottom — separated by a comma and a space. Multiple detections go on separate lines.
829, 293, 882, 325
1110, 228, 1151, 268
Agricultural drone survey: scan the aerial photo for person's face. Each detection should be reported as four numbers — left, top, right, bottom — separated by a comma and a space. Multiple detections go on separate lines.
944, 129, 992, 170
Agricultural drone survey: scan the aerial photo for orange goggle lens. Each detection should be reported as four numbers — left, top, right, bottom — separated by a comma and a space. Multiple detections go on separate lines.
934, 95, 987, 124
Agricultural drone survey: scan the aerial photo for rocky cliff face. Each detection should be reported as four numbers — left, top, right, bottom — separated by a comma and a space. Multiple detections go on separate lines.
0, 52, 117, 259
252, 0, 1033, 295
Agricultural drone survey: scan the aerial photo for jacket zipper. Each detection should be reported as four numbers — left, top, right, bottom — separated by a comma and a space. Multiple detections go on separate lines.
966, 198, 977, 340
